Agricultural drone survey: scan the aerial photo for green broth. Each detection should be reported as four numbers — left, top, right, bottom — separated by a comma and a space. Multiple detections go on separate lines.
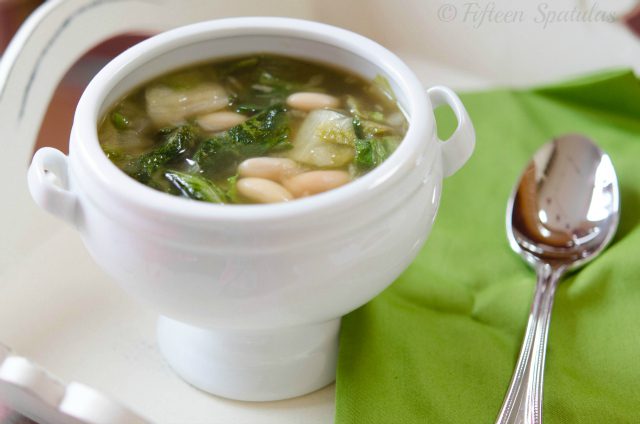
98, 54, 408, 204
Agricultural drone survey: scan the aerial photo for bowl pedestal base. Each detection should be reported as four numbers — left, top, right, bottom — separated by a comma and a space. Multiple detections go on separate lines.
156, 316, 340, 401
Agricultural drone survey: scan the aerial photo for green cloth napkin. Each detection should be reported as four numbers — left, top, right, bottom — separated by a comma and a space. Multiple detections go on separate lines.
335, 70, 640, 423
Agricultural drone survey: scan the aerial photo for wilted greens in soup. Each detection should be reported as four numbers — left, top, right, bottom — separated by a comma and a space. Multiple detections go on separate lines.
98, 54, 408, 204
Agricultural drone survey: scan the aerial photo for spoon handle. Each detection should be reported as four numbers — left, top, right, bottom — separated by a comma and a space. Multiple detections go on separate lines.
496, 263, 565, 424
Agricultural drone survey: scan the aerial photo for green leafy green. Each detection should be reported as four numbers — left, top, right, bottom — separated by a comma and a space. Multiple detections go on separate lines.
192, 135, 244, 174
353, 115, 364, 139
354, 139, 373, 168
227, 94, 271, 114
352, 112, 398, 170
226, 174, 240, 203
255, 71, 323, 100
163, 171, 227, 203
354, 136, 400, 170
111, 112, 130, 130
234, 103, 265, 114
369, 111, 385, 122
359, 120, 393, 139
257, 71, 295, 94
108, 99, 151, 134
230, 105, 288, 146
227, 56, 325, 113
219, 57, 260, 77
347, 96, 385, 123
125, 125, 198, 183
194, 104, 290, 175
226, 72, 295, 113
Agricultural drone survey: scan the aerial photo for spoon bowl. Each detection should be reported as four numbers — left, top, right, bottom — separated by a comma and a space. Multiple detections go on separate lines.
507, 133, 619, 268
497, 134, 619, 424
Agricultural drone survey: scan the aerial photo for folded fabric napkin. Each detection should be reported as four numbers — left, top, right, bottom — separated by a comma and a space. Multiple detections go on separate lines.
335, 70, 640, 423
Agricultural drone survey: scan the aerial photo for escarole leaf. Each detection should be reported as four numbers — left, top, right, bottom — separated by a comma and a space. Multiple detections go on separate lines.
224, 55, 325, 113
163, 171, 227, 203
194, 104, 290, 175
353, 115, 394, 139
111, 112, 130, 130
124, 125, 198, 183
227, 103, 289, 147
218, 57, 260, 77
347, 96, 386, 123
354, 136, 401, 170
288, 109, 355, 167
225, 174, 240, 203
352, 113, 401, 171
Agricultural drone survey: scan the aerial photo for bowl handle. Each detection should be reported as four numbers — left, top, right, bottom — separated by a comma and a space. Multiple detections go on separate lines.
427, 86, 476, 178
27, 147, 77, 226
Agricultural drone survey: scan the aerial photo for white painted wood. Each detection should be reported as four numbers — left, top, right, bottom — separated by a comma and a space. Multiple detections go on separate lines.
0, 353, 148, 423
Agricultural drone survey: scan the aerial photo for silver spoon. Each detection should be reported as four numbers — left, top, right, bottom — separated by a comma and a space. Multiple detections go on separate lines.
496, 134, 620, 424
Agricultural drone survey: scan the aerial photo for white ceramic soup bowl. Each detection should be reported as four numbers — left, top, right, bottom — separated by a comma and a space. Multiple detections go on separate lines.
27, 17, 474, 401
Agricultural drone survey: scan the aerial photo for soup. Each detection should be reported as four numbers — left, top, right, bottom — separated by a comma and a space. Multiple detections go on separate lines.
98, 54, 408, 204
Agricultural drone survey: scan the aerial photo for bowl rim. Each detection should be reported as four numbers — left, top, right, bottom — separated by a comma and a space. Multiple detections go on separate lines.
72, 17, 434, 224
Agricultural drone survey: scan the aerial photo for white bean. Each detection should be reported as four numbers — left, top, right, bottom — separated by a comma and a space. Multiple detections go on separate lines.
196, 111, 247, 132
283, 170, 351, 198
237, 178, 294, 203
286, 92, 340, 111
238, 157, 302, 181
